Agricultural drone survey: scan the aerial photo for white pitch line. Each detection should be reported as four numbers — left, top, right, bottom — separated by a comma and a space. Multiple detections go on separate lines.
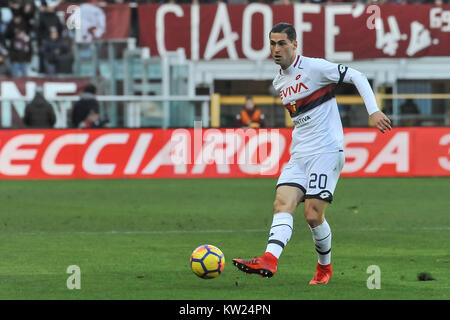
6, 226, 450, 236
10, 229, 267, 236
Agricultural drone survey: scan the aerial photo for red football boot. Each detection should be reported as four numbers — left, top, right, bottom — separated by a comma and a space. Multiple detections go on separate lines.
309, 263, 333, 285
232, 252, 278, 278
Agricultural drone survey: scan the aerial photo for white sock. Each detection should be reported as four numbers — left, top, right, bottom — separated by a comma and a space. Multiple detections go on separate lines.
265, 212, 293, 259
309, 220, 332, 265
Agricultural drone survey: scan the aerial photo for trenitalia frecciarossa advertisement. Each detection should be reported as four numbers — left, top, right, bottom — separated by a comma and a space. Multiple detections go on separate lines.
0, 128, 448, 179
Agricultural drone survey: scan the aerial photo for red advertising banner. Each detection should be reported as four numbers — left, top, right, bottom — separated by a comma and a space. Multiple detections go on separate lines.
0, 128, 448, 179
138, 3, 450, 60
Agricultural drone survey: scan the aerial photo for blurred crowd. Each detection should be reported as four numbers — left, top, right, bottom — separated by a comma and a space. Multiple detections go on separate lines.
0, 0, 74, 78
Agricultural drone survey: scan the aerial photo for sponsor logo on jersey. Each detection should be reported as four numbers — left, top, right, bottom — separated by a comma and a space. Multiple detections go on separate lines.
280, 75, 309, 100
292, 115, 311, 127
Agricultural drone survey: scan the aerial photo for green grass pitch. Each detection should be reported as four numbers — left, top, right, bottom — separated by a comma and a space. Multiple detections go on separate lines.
0, 177, 448, 300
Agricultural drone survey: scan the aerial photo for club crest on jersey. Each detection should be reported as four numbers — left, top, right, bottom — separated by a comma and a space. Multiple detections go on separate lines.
286, 101, 297, 114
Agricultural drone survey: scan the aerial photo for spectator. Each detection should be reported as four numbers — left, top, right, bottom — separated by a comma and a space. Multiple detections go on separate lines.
8, 0, 22, 18
37, 1, 63, 40
78, 108, 107, 128
23, 87, 56, 128
0, 51, 12, 77
399, 98, 420, 126
400, 98, 420, 115
41, 27, 73, 75
5, 14, 27, 41
22, 0, 37, 34
72, 84, 105, 128
237, 95, 264, 128
37, 1, 64, 73
8, 26, 32, 77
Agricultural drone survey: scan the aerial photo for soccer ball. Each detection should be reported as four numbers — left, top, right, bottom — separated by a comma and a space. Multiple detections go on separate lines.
190, 244, 225, 279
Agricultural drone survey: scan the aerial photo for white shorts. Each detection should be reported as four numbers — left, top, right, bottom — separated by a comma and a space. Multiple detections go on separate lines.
276, 151, 345, 203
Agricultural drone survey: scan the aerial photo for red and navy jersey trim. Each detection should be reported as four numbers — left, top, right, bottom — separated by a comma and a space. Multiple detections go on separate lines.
286, 84, 335, 117
293, 55, 300, 68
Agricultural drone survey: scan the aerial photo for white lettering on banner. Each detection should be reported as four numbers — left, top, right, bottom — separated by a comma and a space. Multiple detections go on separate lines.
3, 130, 445, 178
325, 5, 354, 61
204, 3, 239, 60
365, 132, 409, 173
43, 83, 77, 99
142, 131, 190, 175
406, 21, 434, 56
42, 133, 89, 175
147, 5, 449, 60
342, 132, 377, 173
192, 131, 242, 174
43, 82, 78, 128
0, 81, 80, 128
124, 133, 153, 175
430, 7, 450, 32
1, 80, 35, 100
0, 134, 44, 176
82, 133, 129, 175
294, 4, 321, 55
375, 16, 406, 56
0, 81, 35, 127
156, 4, 185, 57
238, 130, 285, 175
438, 134, 450, 171
190, 4, 200, 61
242, 3, 272, 60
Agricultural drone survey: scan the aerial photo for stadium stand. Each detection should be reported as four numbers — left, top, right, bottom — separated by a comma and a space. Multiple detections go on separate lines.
0, 0, 448, 128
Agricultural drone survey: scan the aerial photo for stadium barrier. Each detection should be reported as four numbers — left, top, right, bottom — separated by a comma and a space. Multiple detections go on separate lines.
0, 96, 210, 129
210, 93, 450, 128
2, 93, 447, 129
0, 127, 448, 179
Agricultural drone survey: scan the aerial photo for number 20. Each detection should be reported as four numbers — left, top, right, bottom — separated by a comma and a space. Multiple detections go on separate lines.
309, 173, 327, 189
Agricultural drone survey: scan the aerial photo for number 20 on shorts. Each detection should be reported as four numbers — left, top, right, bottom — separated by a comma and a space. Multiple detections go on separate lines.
308, 173, 328, 189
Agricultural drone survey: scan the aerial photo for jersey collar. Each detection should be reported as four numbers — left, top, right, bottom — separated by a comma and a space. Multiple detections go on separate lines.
280, 55, 301, 76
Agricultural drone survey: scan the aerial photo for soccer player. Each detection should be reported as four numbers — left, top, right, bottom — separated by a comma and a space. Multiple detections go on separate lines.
232, 23, 391, 284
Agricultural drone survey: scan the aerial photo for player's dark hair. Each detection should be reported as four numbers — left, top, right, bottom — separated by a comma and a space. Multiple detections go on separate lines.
270, 23, 296, 42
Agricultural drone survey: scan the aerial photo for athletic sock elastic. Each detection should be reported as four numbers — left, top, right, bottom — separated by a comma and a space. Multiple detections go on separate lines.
309, 220, 332, 265
265, 212, 293, 259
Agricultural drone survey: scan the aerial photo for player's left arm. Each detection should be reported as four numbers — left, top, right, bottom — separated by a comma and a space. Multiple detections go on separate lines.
338, 65, 392, 134
343, 67, 391, 133
316, 59, 392, 134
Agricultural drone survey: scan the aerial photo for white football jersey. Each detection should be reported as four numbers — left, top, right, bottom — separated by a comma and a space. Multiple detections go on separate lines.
273, 55, 353, 158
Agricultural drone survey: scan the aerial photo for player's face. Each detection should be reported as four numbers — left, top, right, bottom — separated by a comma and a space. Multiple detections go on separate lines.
270, 32, 297, 69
